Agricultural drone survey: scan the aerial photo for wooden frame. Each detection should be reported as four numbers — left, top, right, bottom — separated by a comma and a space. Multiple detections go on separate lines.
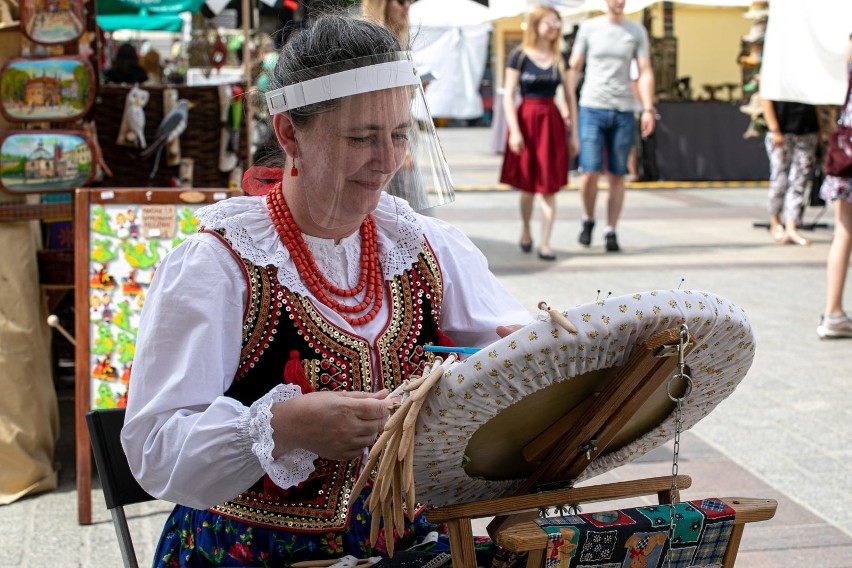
426, 476, 777, 568
422, 327, 776, 567
74, 187, 239, 525
0, 55, 96, 123
0, 129, 95, 195
482, 326, 695, 536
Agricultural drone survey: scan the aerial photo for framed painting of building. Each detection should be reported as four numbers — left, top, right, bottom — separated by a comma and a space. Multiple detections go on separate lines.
20, 0, 85, 45
72, 186, 240, 524
0, 129, 94, 194
0, 56, 95, 123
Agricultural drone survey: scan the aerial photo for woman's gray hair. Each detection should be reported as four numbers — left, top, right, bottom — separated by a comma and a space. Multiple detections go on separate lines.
268, 13, 402, 129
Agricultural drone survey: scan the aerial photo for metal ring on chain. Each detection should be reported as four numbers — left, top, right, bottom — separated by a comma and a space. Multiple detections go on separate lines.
666, 372, 693, 402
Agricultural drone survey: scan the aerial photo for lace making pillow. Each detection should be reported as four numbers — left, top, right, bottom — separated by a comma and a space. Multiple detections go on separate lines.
412, 289, 754, 507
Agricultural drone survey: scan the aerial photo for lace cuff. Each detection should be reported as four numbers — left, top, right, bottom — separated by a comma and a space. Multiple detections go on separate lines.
245, 384, 319, 490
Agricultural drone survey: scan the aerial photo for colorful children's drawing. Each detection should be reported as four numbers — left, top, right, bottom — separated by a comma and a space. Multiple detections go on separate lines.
95, 383, 118, 409
116, 334, 135, 364
121, 240, 161, 269
92, 322, 115, 355
92, 358, 116, 381
121, 269, 144, 296
91, 205, 118, 236
90, 265, 116, 289
91, 238, 117, 264
0, 130, 93, 194
0, 56, 94, 122
87, 201, 210, 411
178, 207, 201, 234
20, 0, 85, 45
112, 300, 136, 334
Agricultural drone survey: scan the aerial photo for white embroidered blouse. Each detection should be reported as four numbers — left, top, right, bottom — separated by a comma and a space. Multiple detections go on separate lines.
120, 193, 531, 510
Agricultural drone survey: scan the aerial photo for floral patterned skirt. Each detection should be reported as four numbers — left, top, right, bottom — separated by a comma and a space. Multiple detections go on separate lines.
153, 487, 500, 567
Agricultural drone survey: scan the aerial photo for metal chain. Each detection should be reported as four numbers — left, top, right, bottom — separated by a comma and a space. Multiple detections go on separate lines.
665, 325, 693, 567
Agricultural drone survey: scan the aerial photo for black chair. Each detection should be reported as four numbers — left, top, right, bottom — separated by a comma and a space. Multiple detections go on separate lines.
86, 408, 155, 568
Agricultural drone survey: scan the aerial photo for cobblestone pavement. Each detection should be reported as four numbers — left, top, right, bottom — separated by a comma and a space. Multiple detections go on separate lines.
2, 127, 850, 567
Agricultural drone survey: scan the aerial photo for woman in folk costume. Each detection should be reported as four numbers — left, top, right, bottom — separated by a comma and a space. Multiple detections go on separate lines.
499, 5, 571, 262
121, 13, 530, 566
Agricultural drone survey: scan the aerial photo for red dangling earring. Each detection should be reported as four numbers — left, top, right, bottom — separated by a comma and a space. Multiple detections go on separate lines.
290, 157, 299, 177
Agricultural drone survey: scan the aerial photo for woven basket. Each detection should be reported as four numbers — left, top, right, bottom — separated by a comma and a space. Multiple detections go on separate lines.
94, 84, 247, 189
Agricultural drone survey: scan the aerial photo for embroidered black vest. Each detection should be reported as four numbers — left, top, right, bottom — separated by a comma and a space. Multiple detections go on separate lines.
206, 229, 446, 532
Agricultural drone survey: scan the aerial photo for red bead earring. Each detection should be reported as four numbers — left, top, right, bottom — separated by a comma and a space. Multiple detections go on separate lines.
290, 157, 299, 177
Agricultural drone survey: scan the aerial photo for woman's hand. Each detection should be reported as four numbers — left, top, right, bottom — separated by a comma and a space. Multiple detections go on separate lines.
770, 131, 784, 148
640, 110, 656, 138
496, 324, 524, 337
508, 131, 525, 155
272, 389, 392, 460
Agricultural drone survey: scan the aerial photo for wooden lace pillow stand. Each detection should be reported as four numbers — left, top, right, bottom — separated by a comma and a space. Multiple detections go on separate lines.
424, 327, 777, 568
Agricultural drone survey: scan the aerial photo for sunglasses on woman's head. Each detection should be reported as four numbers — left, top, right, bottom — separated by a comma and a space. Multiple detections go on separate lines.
393, 0, 415, 5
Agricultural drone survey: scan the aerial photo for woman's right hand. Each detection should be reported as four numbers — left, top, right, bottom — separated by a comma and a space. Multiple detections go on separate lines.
570, 133, 580, 157
272, 390, 391, 460
508, 131, 525, 155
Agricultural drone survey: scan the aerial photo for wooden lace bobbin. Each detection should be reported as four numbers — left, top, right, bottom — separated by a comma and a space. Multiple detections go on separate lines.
354, 356, 455, 553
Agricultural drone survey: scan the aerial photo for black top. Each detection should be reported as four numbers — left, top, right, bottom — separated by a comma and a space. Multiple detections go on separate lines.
773, 101, 819, 135
104, 67, 149, 85
508, 49, 566, 99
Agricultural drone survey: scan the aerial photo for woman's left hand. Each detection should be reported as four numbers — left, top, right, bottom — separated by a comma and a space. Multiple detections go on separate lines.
272, 390, 392, 460
496, 324, 524, 337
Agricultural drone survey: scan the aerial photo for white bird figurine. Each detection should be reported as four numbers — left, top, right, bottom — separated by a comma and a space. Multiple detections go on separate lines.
140, 98, 193, 180
117, 87, 149, 149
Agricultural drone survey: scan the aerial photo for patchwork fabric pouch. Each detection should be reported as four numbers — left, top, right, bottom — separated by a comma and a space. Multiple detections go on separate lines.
535, 498, 736, 568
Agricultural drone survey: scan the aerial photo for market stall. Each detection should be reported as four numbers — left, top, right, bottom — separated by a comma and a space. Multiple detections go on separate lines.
408, 0, 492, 120
0, 0, 255, 525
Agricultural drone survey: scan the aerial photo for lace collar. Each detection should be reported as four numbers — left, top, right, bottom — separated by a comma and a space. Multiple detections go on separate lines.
194, 193, 426, 297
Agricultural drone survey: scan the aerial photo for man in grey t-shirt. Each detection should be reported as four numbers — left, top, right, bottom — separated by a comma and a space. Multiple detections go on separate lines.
567, 0, 655, 252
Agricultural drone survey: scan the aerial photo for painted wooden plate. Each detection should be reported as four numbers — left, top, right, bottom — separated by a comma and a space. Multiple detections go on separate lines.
0, 129, 94, 194
0, 56, 95, 123
20, 0, 86, 45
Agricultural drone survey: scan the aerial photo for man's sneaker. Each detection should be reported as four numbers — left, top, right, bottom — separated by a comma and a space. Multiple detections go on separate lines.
816, 312, 852, 339
579, 220, 595, 246
605, 231, 620, 252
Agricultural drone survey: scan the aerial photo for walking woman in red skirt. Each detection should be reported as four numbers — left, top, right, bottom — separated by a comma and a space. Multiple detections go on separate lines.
499, 5, 571, 261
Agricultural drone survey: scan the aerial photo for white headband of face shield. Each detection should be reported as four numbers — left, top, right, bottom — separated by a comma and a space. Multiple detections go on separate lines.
265, 59, 422, 115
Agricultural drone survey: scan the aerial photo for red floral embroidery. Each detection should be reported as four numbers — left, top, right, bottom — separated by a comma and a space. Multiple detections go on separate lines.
228, 542, 254, 564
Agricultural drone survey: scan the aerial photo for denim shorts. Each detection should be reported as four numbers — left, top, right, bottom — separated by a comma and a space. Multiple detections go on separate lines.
578, 106, 637, 176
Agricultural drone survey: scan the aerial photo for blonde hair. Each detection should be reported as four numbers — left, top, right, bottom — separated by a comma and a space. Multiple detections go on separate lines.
362, 0, 388, 24
522, 6, 562, 60
362, 0, 409, 48
140, 50, 162, 82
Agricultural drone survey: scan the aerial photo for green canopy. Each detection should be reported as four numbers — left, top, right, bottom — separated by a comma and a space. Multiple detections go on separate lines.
96, 0, 206, 32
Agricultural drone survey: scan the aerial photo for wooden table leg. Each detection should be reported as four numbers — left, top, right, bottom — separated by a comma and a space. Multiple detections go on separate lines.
447, 519, 476, 568
525, 548, 545, 568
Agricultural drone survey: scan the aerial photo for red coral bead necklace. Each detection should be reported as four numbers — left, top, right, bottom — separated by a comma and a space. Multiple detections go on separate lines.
266, 188, 384, 326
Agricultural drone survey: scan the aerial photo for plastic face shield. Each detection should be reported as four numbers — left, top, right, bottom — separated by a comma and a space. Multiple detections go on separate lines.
265, 52, 454, 229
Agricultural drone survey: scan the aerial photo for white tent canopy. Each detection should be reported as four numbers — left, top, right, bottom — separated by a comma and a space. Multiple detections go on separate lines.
409, 0, 492, 119
760, 0, 850, 106
488, 0, 751, 20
